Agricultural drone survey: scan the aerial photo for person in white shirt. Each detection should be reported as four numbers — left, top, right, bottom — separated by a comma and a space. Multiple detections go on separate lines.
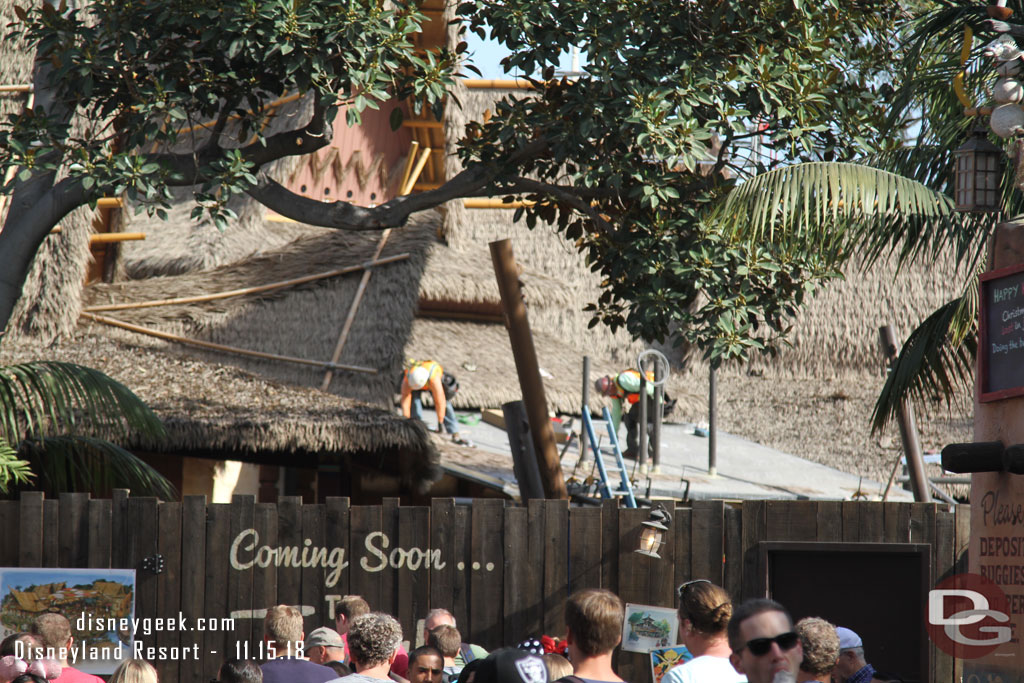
662, 580, 746, 683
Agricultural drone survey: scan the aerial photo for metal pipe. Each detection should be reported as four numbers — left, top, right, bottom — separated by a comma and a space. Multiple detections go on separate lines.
709, 365, 717, 476
581, 356, 591, 463
638, 367, 648, 470
652, 382, 663, 472
490, 239, 567, 499
878, 325, 930, 502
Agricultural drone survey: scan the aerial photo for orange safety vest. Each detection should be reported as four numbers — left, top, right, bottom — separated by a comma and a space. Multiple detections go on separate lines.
614, 369, 655, 404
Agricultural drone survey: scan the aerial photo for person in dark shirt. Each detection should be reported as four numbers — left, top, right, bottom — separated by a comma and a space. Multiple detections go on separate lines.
260, 605, 335, 683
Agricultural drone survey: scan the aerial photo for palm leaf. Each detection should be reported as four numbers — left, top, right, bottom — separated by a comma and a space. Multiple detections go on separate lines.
18, 435, 176, 499
871, 285, 978, 434
0, 361, 166, 443
0, 438, 34, 493
717, 161, 962, 267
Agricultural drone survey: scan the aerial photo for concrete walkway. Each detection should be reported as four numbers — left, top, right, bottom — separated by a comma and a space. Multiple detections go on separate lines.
440, 414, 913, 502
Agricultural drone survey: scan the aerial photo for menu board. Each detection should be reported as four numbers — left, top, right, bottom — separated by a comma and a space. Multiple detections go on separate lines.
980, 263, 1024, 401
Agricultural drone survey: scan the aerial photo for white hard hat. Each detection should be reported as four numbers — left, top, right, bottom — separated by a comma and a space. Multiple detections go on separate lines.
408, 366, 430, 390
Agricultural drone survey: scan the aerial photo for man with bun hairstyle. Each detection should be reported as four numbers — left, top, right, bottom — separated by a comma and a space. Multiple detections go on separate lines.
663, 579, 745, 683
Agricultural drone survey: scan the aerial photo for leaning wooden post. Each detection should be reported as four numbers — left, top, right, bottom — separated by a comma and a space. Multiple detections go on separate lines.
490, 239, 567, 499
878, 324, 930, 502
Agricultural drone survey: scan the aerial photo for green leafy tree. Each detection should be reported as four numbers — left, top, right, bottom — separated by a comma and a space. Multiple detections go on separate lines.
0, 0, 960, 382
0, 361, 174, 498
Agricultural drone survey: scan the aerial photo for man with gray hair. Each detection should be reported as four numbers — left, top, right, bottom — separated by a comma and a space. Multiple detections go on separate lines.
832, 627, 888, 683
330, 613, 404, 683
794, 618, 839, 683
421, 608, 488, 667
261, 605, 336, 683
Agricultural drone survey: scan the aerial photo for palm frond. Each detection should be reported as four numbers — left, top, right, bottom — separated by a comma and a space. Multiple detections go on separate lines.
0, 438, 34, 494
871, 286, 978, 434
0, 361, 166, 443
18, 435, 177, 499
716, 161, 962, 267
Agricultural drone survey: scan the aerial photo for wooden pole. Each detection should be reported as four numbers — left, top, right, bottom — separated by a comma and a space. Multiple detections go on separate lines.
84, 253, 410, 312
490, 238, 567, 500
401, 147, 432, 196
709, 364, 717, 476
878, 324, 930, 502
580, 356, 591, 463
82, 312, 378, 374
398, 141, 420, 195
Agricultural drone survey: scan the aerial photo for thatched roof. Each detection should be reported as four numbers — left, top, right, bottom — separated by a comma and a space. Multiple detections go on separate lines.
0, 329, 444, 493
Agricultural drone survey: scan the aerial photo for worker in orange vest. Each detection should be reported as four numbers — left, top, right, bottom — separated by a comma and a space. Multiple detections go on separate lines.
400, 360, 472, 446
595, 369, 655, 459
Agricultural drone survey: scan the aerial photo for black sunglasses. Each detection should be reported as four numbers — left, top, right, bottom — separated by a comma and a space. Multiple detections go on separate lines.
743, 631, 800, 656
676, 578, 711, 600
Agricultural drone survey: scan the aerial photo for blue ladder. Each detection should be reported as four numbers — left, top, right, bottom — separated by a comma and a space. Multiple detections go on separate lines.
580, 406, 637, 508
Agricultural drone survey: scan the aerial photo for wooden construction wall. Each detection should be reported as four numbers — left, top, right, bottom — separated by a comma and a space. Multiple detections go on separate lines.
0, 494, 968, 683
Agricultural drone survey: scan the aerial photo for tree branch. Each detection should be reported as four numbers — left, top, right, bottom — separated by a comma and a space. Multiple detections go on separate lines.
501, 177, 616, 233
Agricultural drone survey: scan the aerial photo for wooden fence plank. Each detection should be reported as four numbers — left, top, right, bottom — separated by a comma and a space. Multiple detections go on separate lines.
524, 500, 545, 639
325, 498, 351, 602
471, 499, 505, 649
934, 508, 955, 683
203, 503, 230, 683
42, 499, 58, 567
18, 492, 43, 566
648, 505, 675, 609
600, 499, 619, 595
673, 507, 692, 589
156, 502, 182, 683
859, 502, 884, 543
841, 501, 861, 542
397, 505, 431, 645
741, 500, 766, 599
542, 500, 569, 639
452, 503, 471, 636
380, 498, 400, 618
87, 498, 111, 568
723, 506, 743, 601
766, 501, 816, 542
179, 496, 206, 683
503, 506, 530, 646
691, 501, 724, 586
112, 489, 130, 567
349, 503, 382, 609
0, 501, 18, 566
882, 502, 904, 543
569, 507, 604, 594
617, 507, 652, 683
58, 492, 89, 567
429, 499, 455, 626
276, 496, 304, 609
229, 496, 256, 657
816, 501, 841, 542
252, 502, 280, 644
301, 502, 326, 637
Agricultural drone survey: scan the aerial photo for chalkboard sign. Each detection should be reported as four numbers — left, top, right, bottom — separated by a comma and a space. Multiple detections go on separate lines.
980, 263, 1024, 401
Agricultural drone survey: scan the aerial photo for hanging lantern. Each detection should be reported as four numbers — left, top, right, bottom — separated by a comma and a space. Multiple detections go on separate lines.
635, 504, 672, 558
954, 127, 1003, 212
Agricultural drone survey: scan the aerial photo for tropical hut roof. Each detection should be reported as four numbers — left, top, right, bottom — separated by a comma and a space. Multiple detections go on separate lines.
0, 329, 444, 494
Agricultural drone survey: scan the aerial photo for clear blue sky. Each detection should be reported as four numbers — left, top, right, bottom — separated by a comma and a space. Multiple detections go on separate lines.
463, 31, 583, 79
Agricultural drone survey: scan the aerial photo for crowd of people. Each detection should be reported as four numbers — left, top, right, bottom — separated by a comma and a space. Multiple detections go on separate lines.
0, 584, 893, 683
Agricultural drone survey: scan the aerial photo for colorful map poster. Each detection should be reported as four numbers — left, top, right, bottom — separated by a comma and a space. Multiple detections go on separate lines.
622, 603, 678, 653
0, 568, 135, 674
650, 645, 693, 683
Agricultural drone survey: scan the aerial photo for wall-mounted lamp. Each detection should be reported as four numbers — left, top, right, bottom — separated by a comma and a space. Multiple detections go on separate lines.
954, 127, 1003, 213
635, 503, 672, 558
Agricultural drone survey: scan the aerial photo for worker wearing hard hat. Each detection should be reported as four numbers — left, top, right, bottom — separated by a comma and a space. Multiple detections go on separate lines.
400, 360, 472, 446
595, 369, 655, 459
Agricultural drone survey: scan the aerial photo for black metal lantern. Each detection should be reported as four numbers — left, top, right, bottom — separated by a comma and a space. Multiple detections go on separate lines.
954, 127, 1003, 212
635, 504, 672, 558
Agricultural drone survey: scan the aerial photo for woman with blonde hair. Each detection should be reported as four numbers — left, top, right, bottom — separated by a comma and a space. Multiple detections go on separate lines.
662, 579, 745, 683
108, 659, 158, 683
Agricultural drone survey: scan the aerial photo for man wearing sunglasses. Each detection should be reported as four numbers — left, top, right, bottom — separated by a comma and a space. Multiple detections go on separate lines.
727, 600, 802, 683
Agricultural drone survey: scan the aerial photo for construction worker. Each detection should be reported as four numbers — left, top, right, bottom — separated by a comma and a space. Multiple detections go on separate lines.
595, 369, 655, 459
401, 360, 472, 446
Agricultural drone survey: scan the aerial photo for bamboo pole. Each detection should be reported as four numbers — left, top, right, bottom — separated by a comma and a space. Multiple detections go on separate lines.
320, 142, 430, 391
464, 198, 537, 209
398, 141, 420, 196
83, 253, 411, 312
88, 232, 145, 244
81, 312, 378, 374
0, 85, 32, 93
462, 79, 536, 89
96, 197, 124, 208
402, 120, 443, 129
401, 147, 432, 195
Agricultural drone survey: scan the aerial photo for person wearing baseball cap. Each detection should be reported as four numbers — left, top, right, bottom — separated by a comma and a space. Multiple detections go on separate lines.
456, 649, 548, 683
306, 628, 346, 667
832, 628, 887, 683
